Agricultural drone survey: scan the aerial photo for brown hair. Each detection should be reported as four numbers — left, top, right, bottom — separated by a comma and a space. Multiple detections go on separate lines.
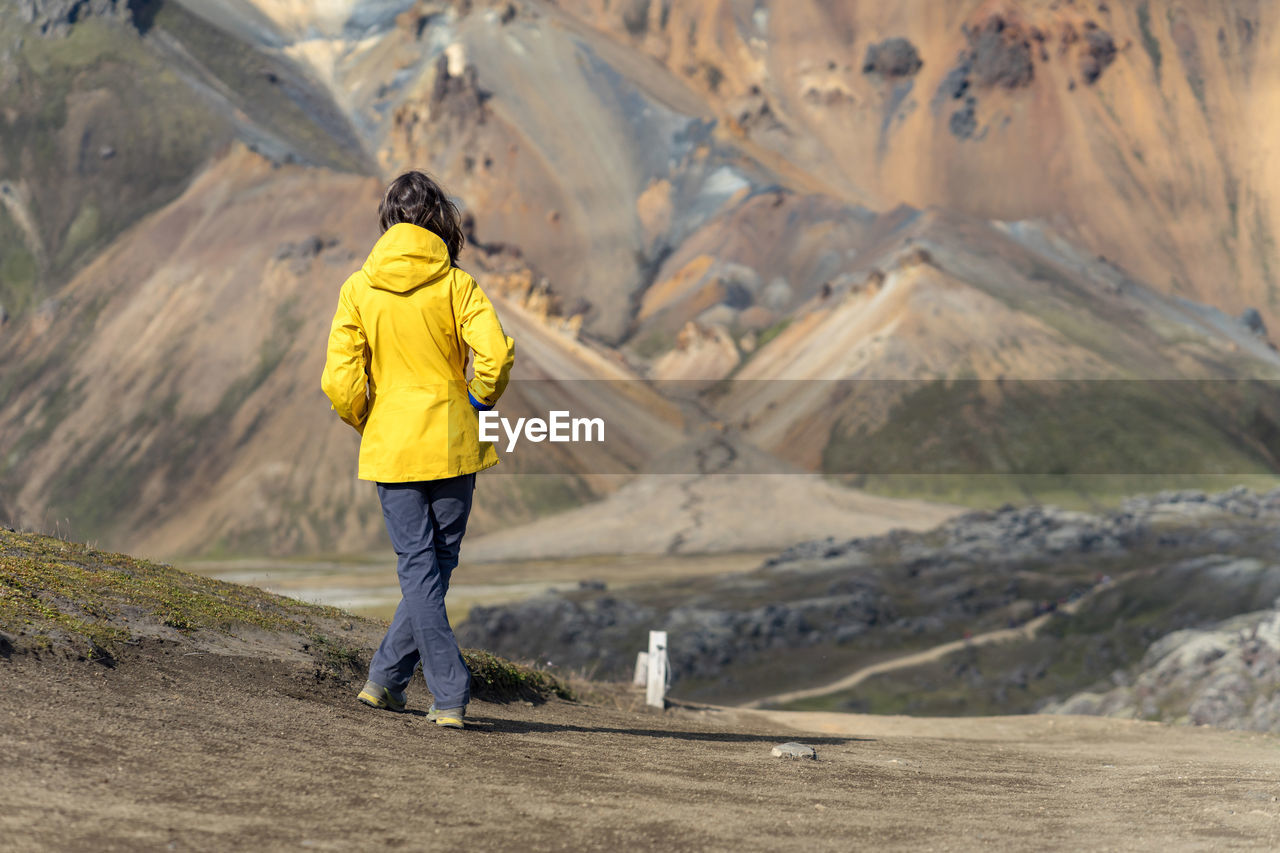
377, 170, 465, 265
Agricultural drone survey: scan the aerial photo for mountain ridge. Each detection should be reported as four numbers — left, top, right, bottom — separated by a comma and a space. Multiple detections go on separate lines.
4, 0, 1280, 556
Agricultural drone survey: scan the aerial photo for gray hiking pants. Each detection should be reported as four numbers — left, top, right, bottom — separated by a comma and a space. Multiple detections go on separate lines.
368, 474, 475, 709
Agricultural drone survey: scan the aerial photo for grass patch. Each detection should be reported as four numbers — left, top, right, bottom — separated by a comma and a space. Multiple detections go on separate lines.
0, 4, 370, 321
822, 380, 1280, 496
0, 527, 325, 661
304, 631, 366, 676
464, 649, 575, 702
0, 14, 226, 300
56, 202, 101, 268
150, 2, 369, 173
631, 328, 675, 360
35, 301, 298, 544
755, 317, 792, 349
841, 473, 1280, 512
509, 475, 596, 516
1253, 207, 1277, 301
0, 528, 572, 702
1167, 8, 1207, 114
0, 207, 39, 315
1137, 3, 1162, 83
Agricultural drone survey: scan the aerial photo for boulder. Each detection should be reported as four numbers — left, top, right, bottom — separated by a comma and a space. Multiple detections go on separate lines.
862, 39, 923, 78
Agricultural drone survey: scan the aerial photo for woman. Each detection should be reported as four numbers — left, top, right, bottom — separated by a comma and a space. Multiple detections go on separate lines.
321, 171, 515, 730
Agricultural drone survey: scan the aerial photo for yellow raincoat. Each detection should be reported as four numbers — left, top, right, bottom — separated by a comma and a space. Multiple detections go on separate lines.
321, 223, 515, 482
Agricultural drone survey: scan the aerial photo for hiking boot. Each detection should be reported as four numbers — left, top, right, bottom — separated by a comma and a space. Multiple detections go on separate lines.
427, 704, 466, 729
357, 680, 407, 712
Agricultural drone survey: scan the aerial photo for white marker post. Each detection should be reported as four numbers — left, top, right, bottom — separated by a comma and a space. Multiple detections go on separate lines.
646, 630, 668, 709
632, 651, 649, 686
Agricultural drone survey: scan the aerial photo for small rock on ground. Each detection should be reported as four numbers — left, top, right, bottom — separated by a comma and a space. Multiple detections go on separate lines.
772, 742, 816, 760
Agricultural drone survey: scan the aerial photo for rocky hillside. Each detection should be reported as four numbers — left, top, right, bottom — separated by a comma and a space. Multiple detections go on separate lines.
1048, 605, 1280, 732
4, 0, 1280, 556
459, 487, 1280, 729
0, 0, 369, 317
0, 144, 692, 554
551, 0, 1280, 336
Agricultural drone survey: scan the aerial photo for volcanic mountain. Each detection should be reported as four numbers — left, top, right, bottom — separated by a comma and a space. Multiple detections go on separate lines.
2, 0, 1278, 556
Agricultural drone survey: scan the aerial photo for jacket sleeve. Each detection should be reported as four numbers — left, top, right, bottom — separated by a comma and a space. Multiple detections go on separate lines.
453, 272, 515, 409
321, 281, 370, 433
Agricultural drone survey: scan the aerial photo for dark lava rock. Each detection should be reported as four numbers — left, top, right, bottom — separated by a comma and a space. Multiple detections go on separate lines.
618, 0, 650, 37
429, 54, 492, 125
934, 16, 1035, 127
274, 235, 340, 273
949, 97, 978, 139
274, 235, 338, 261
862, 38, 924, 78
461, 488, 1280, 707
16, 0, 132, 37
1080, 26, 1118, 85
458, 588, 884, 685
1240, 307, 1268, 338
937, 64, 971, 101
968, 16, 1035, 89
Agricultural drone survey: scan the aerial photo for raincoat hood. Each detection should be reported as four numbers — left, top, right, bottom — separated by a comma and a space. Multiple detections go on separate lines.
362, 222, 451, 293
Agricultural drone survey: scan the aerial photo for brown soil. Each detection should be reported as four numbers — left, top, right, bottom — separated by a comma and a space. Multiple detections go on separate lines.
3, 646, 1278, 851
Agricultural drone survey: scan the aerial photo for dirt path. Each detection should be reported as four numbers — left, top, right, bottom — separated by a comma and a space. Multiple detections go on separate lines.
3, 645, 1279, 851
744, 591, 1099, 709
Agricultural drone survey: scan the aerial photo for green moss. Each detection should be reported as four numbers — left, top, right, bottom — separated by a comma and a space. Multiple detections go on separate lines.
822, 380, 1280, 490
835, 472, 1280, 512
463, 648, 575, 702
1167, 8, 1207, 113
57, 202, 101, 266
0, 528, 314, 661
47, 441, 151, 543
509, 475, 594, 517
0, 244, 38, 315
1137, 3, 1163, 83
0, 5, 368, 306
150, 2, 368, 173
1253, 208, 1277, 299
631, 328, 675, 359
37, 300, 302, 543
8, 375, 83, 472
0, 528, 572, 701
0, 201, 40, 316
305, 631, 366, 676
18, 17, 131, 72
0, 15, 226, 288
215, 320, 295, 419
755, 317, 793, 348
